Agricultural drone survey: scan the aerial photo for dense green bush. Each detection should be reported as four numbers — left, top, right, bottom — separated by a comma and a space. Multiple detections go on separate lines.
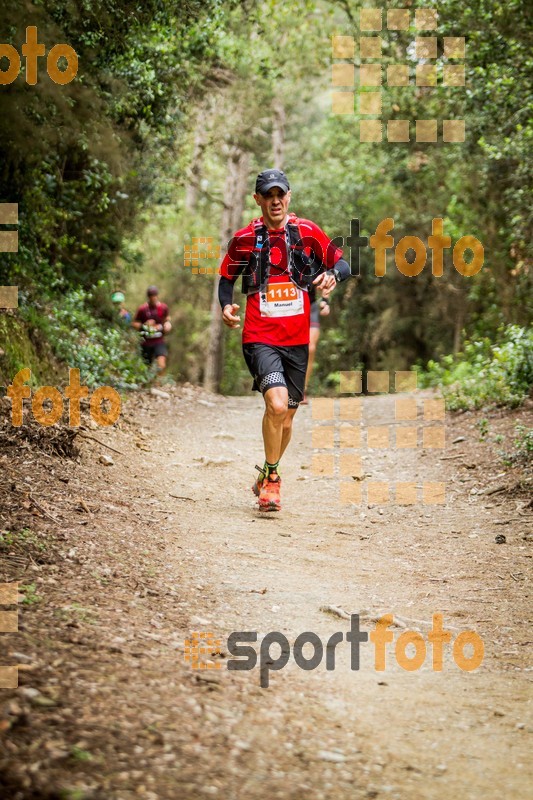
20, 288, 149, 390
419, 325, 533, 410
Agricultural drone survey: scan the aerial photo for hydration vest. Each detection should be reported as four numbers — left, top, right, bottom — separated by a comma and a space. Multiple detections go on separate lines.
240, 214, 326, 297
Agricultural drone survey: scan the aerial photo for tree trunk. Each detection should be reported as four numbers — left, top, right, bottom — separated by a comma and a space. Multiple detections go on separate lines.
204, 147, 250, 393
453, 301, 465, 354
272, 98, 285, 170
184, 117, 208, 212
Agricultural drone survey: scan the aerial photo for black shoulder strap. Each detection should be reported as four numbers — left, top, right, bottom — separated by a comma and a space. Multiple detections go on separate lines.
252, 220, 269, 263
286, 217, 324, 284
252, 219, 268, 247
286, 217, 303, 247
252, 220, 270, 282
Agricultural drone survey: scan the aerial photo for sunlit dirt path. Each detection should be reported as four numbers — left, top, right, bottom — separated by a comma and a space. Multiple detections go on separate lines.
1, 387, 531, 799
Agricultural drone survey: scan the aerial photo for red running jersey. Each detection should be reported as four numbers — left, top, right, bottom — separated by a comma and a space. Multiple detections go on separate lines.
220, 216, 342, 346
134, 302, 169, 346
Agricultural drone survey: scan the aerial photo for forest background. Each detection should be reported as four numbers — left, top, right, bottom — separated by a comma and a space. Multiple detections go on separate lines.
0, 0, 531, 412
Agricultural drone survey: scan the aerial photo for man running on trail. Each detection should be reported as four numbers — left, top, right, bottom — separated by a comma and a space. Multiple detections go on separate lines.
132, 286, 172, 375
218, 168, 350, 512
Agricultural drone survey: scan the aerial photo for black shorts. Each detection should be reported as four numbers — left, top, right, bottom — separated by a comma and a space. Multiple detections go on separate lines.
243, 343, 309, 407
141, 342, 168, 364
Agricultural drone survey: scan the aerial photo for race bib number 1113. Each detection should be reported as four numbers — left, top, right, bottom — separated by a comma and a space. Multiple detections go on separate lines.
260, 282, 304, 317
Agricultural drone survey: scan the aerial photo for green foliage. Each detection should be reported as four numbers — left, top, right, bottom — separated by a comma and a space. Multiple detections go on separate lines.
0, 528, 44, 551
20, 582, 41, 606
0, 313, 57, 387
279, 0, 532, 389
477, 418, 489, 441
512, 425, 533, 463
498, 424, 533, 468
0, 0, 237, 301
60, 790, 92, 800
69, 746, 94, 763
420, 325, 533, 410
20, 288, 150, 389
56, 603, 98, 624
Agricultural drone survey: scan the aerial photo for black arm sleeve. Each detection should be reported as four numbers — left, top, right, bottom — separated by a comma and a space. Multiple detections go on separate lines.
333, 258, 351, 282
218, 276, 237, 309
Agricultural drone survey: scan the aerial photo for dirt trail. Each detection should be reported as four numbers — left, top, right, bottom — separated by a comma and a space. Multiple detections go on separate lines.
0, 386, 531, 800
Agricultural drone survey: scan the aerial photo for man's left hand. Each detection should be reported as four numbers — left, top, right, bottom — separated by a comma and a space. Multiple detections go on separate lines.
313, 270, 336, 297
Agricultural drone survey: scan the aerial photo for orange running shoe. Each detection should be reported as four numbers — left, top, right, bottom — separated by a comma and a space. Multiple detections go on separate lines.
258, 475, 281, 512
252, 464, 266, 498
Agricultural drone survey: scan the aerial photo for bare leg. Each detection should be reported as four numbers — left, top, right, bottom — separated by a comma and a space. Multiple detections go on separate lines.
262, 386, 289, 466
155, 355, 167, 381
280, 407, 298, 458
305, 327, 321, 391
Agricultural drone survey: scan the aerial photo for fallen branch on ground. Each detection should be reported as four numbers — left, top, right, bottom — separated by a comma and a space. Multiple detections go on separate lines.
76, 432, 125, 455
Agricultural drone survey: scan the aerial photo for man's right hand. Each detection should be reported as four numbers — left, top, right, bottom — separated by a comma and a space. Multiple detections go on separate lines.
222, 304, 241, 329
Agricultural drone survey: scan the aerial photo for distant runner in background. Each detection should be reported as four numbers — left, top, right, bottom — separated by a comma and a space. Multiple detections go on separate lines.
111, 291, 131, 324
301, 289, 330, 404
132, 286, 171, 375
